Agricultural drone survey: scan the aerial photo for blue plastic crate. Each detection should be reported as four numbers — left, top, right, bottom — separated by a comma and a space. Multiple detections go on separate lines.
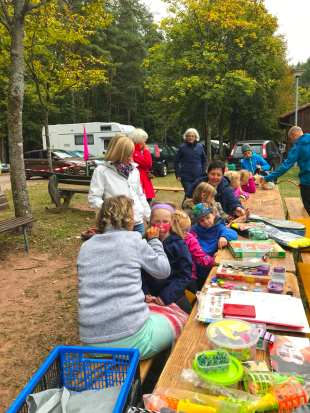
7, 346, 140, 413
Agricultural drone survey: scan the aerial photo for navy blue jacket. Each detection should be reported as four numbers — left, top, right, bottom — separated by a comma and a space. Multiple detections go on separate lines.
191, 217, 238, 278
183, 174, 244, 216
141, 233, 192, 305
265, 133, 310, 186
174, 141, 207, 181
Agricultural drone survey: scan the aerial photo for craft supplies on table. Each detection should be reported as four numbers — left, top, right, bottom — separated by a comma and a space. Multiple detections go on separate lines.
226, 291, 306, 329
228, 240, 286, 258
196, 290, 231, 322
216, 260, 271, 284
206, 319, 260, 362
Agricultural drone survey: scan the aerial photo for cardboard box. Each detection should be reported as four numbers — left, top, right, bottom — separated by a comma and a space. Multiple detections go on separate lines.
228, 240, 286, 258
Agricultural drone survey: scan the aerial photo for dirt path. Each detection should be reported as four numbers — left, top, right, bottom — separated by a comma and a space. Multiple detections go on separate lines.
0, 247, 80, 412
0, 174, 44, 191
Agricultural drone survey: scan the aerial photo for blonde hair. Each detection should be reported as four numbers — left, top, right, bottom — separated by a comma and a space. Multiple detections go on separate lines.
96, 195, 134, 233
288, 126, 303, 136
183, 128, 200, 141
128, 128, 148, 144
104, 134, 134, 163
225, 171, 239, 185
145, 201, 184, 239
174, 209, 191, 227
240, 169, 250, 182
193, 182, 216, 205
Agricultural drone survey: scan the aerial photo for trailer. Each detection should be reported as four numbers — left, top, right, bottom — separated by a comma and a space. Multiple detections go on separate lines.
42, 122, 135, 155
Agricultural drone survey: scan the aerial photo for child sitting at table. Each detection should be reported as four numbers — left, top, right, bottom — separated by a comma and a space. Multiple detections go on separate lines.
142, 202, 193, 314
191, 203, 238, 290
226, 171, 249, 203
240, 169, 256, 193
174, 210, 214, 294
183, 182, 229, 224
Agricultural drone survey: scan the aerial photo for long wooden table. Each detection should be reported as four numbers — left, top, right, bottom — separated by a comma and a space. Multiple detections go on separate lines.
215, 186, 296, 273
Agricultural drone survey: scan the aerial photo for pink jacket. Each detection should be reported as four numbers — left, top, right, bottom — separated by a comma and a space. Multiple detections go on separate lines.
234, 187, 249, 200
241, 177, 256, 193
185, 231, 213, 279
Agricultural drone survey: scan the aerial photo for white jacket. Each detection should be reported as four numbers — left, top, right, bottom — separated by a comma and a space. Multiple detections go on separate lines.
88, 161, 150, 225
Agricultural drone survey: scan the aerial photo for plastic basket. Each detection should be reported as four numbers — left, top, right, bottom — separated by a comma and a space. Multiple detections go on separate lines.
7, 346, 141, 413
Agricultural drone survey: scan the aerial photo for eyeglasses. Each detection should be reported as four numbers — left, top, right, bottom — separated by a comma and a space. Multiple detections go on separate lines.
182, 228, 190, 234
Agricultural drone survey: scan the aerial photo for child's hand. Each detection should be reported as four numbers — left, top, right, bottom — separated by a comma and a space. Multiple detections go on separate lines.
256, 165, 262, 169
218, 237, 227, 249
146, 226, 160, 240
145, 294, 153, 303
239, 188, 243, 194
214, 252, 219, 257
249, 172, 253, 178
156, 296, 165, 306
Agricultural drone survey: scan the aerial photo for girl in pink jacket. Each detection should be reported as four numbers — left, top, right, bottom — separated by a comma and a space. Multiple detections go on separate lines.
226, 171, 249, 202
240, 170, 256, 193
174, 210, 214, 293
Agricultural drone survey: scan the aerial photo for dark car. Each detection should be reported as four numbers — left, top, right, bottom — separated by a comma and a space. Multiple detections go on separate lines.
229, 140, 283, 171
24, 149, 96, 179
148, 143, 176, 177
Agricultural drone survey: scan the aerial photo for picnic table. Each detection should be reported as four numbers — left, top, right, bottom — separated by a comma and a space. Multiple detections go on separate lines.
155, 184, 306, 411
155, 266, 303, 390
215, 186, 296, 273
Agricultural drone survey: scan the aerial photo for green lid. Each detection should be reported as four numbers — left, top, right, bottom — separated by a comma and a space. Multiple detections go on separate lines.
193, 355, 243, 386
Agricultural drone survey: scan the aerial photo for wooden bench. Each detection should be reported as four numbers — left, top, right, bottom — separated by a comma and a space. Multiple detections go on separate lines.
285, 197, 310, 219
48, 173, 91, 212
153, 186, 184, 194
139, 358, 154, 384
0, 190, 37, 252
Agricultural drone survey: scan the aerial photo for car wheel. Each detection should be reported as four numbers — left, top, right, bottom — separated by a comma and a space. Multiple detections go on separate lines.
159, 163, 168, 177
25, 170, 30, 180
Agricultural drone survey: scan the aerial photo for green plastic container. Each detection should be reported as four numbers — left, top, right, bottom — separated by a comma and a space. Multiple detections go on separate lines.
193, 354, 243, 388
195, 350, 231, 374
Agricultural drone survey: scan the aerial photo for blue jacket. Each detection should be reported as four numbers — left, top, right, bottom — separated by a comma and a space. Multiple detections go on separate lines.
141, 233, 192, 305
174, 141, 207, 181
191, 217, 238, 278
241, 151, 270, 174
183, 174, 244, 216
265, 134, 310, 186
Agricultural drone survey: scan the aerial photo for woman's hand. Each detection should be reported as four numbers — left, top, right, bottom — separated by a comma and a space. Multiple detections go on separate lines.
146, 226, 160, 240
144, 144, 150, 151
218, 237, 227, 249
145, 294, 153, 303
176, 177, 181, 181
156, 296, 165, 306
234, 207, 245, 217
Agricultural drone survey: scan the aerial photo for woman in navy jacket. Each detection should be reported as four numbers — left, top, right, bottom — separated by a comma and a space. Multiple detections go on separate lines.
174, 128, 207, 192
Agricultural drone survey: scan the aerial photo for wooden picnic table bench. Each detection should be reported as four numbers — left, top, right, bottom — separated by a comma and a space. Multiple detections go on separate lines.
155, 267, 305, 392
0, 190, 37, 252
285, 197, 310, 220
153, 185, 184, 194
48, 173, 91, 212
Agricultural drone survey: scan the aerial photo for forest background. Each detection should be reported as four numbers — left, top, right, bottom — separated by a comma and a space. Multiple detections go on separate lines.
0, 0, 310, 162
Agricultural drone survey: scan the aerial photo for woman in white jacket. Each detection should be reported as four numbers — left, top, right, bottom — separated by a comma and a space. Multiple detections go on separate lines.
88, 134, 150, 235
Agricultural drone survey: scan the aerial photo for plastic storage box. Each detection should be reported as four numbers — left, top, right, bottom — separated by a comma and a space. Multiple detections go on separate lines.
6, 346, 141, 413
195, 350, 231, 373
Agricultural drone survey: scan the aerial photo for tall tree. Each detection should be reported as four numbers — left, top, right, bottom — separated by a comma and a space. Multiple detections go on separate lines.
0, 0, 49, 223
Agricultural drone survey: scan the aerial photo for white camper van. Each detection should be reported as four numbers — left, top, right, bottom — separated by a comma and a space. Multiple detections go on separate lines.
42, 122, 135, 155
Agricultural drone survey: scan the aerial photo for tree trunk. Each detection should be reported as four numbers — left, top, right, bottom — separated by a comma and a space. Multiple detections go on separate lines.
71, 90, 75, 123
0, 135, 5, 163
7, 11, 33, 223
204, 99, 212, 165
218, 109, 224, 160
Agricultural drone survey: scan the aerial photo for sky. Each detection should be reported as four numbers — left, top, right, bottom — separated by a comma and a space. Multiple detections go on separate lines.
147, 0, 310, 65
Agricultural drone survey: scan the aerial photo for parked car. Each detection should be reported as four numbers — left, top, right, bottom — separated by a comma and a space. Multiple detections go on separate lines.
0, 163, 10, 173
148, 143, 176, 177
229, 140, 283, 171
68, 150, 104, 165
24, 149, 96, 179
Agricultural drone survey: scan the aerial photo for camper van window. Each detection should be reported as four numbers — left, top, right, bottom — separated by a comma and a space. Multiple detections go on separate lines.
104, 140, 110, 150
74, 134, 94, 145
100, 126, 112, 131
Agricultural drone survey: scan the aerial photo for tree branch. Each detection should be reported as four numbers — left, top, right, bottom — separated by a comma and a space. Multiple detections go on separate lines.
29, 0, 50, 10
0, 0, 12, 31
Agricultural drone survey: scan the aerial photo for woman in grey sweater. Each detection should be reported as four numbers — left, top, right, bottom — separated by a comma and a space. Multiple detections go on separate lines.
77, 195, 173, 359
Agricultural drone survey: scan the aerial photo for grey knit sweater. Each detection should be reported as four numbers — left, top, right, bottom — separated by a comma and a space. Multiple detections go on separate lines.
77, 228, 171, 343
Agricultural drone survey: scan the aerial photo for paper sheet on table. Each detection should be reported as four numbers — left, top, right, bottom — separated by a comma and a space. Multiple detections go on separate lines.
227, 291, 305, 328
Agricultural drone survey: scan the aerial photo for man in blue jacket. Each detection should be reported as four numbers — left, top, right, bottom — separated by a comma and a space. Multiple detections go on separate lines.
262, 126, 310, 215
183, 160, 245, 217
240, 144, 270, 174
174, 128, 207, 192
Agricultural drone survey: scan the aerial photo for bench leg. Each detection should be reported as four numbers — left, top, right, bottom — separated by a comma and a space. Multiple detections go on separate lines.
22, 226, 30, 253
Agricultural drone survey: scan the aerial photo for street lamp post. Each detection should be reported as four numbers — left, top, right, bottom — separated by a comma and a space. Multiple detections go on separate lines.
291, 67, 305, 126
